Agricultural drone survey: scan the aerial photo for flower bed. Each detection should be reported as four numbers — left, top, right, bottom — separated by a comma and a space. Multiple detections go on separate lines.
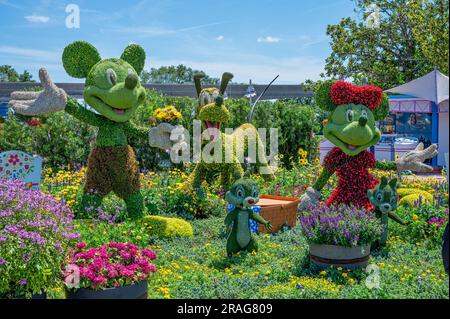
64, 241, 157, 294
0, 179, 79, 299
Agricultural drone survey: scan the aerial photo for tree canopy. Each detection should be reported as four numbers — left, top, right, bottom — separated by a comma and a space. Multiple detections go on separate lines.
0, 65, 35, 82
324, 0, 449, 89
140, 64, 220, 85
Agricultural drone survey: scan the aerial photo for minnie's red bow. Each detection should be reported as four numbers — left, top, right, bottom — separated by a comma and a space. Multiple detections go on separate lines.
330, 81, 383, 110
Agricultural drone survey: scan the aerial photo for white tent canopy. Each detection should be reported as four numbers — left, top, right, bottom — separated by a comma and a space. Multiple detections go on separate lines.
385, 69, 449, 105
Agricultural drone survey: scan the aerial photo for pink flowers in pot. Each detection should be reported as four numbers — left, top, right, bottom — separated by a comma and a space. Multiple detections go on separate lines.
63, 241, 157, 290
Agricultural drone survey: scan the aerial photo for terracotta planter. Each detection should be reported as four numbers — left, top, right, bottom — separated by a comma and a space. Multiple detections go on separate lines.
257, 195, 300, 234
66, 280, 148, 299
309, 243, 371, 269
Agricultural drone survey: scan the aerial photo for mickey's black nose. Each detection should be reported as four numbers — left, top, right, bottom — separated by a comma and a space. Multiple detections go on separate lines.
125, 73, 138, 90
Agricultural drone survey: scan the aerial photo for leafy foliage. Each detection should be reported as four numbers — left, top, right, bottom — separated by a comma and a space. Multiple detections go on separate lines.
324, 0, 446, 89
140, 64, 220, 84
0, 65, 34, 82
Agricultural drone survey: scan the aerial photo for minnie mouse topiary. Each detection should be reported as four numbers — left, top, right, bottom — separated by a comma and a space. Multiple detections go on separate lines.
299, 80, 438, 210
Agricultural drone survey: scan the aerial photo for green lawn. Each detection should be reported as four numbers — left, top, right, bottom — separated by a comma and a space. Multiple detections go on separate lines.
64, 215, 448, 299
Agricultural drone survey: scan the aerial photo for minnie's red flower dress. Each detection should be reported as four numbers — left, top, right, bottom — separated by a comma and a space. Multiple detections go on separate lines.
323, 147, 379, 209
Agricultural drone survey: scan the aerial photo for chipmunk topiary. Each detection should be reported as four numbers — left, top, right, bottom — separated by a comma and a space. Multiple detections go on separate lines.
224, 174, 272, 257
186, 72, 274, 198
299, 80, 438, 211
9, 41, 179, 219
368, 177, 408, 246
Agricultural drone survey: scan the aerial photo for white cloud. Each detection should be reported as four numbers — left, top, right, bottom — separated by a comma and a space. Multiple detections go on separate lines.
0, 46, 59, 61
215, 35, 224, 41
25, 14, 50, 24
104, 21, 227, 38
257, 36, 280, 43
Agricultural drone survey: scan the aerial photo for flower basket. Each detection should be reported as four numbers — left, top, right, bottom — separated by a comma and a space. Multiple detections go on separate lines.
63, 242, 156, 299
66, 280, 147, 299
257, 195, 300, 233
309, 244, 371, 269
300, 204, 382, 270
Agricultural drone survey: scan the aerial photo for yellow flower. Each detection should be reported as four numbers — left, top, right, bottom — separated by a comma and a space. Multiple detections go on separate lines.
341, 273, 348, 278
319, 270, 327, 276
412, 214, 419, 221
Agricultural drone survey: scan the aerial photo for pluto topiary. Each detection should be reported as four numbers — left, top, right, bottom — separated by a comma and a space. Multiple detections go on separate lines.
186, 72, 274, 198
142, 215, 193, 238
9, 41, 179, 219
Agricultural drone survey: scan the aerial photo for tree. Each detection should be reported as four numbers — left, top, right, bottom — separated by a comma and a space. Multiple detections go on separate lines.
0, 65, 34, 82
407, 0, 449, 74
324, 0, 447, 89
18, 70, 34, 82
140, 64, 220, 85
0, 65, 19, 82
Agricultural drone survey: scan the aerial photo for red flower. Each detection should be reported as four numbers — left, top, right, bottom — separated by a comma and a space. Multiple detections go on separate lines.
330, 81, 383, 110
323, 147, 378, 209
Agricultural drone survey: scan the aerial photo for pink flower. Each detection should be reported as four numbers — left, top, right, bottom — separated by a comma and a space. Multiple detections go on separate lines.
142, 248, 157, 259
93, 276, 107, 286
77, 242, 87, 249
121, 252, 131, 260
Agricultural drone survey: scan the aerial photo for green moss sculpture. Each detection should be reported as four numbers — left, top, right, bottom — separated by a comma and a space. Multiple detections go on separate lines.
186, 72, 274, 198
10, 41, 176, 219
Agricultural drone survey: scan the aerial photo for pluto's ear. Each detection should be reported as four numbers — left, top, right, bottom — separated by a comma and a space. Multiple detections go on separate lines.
62, 41, 101, 78
121, 44, 146, 74
194, 72, 205, 97
315, 80, 336, 112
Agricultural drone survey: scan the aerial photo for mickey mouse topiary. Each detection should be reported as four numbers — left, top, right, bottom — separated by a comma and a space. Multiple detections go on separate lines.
10, 41, 181, 219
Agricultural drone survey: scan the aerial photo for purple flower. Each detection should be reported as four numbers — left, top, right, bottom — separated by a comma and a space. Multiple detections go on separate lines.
18, 278, 27, 286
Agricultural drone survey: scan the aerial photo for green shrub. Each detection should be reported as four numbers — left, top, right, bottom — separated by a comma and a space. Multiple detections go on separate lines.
0, 112, 95, 170
398, 188, 433, 207
141, 215, 193, 238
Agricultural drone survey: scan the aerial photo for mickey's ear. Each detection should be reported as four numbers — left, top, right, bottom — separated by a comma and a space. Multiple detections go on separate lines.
374, 93, 390, 121
315, 80, 336, 112
62, 41, 101, 78
121, 44, 146, 74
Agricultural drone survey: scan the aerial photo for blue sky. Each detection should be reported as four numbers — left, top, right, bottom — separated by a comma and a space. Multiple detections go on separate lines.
0, 0, 357, 84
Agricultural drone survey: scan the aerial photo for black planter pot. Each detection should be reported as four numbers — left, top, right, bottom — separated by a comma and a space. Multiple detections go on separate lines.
66, 280, 148, 299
